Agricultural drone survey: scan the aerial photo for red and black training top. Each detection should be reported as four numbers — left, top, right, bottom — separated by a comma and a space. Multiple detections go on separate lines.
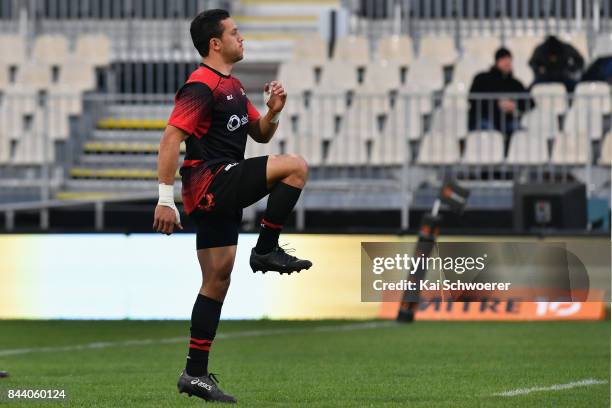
168, 63, 261, 170
167, 63, 261, 215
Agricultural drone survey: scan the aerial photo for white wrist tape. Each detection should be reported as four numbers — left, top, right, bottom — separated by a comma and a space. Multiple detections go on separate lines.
263, 88, 281, 124
158, 184, 181, 225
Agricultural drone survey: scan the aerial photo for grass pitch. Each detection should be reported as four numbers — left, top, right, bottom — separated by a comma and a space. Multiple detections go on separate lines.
0, 320, 609, 407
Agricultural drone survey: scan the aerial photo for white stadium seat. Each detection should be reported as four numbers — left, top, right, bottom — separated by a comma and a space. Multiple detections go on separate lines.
462, 37, 501, 60
551, 132, 589, 164
293, 34, 327, 65
463, 130, 505, 164
451, 57, 489, 85
506, 130, 549, 164
599, 131, 612, 166
417, 132, 460, 164
418, 35, 458, 66
318, 61, 359, 93
362, 60, 401, 93
564, 82, 612, 140
429, 106, 468, 140
506, 34, 544, 61
333, 35, 369, 66
74, 34, 112, 67
32, 35, 69, 66
521, 109, 561, 140
377, 35, 414, 66
404, 58, 444, 92
530, 83, 568, 114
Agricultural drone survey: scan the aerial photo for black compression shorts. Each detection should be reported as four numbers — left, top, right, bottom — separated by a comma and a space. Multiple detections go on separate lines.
190, 155, 269, 249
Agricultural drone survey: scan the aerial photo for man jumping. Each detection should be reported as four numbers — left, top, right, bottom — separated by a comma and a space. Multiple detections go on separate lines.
152, 9, 312, 403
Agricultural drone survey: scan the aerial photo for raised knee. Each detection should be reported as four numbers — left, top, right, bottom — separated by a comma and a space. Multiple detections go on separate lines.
291, 154, 308, 181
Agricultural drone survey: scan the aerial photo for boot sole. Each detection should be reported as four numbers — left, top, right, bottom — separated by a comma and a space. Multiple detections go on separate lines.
250, 261, 312, 275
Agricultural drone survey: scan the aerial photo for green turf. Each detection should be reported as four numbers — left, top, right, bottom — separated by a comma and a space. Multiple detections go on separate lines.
0, 320, 609, 407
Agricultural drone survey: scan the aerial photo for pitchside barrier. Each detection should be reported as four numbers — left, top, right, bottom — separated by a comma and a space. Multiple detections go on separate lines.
0, 233, 608, 320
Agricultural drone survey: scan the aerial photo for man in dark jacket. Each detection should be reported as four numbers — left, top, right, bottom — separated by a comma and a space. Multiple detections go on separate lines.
529, 35, 584, 92
468, 48, 534, 147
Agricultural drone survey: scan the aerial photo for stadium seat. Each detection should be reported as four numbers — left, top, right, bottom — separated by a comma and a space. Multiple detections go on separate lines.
404, 58, 444, 92
12, 112, 54, 165
442, 81, 469, 109
463, 130, 505, 164
506, 34, 544, 61
55, 61, 97, 93
391, 87, 433, 141
417, 132, 460, 164
0, 88, 37, 141
418, 35, 458, 66
292, 33, 328, 65
506, 130, 549, 164
0, 34, 26, 65
429, 106, 468, 140
376, 35, 414, 66
593, 32, 612, 59
551, 132, 589, 164
558, 32, 589, 62
74, 34, 112, 67
512, 59, 534, 86
369, 128, 408, 165
530, 83, 567, 114
14, 62, 53, 90
521, 109, 561, 140
0, 127, 10, 164
245, 138, 279, 158
564, 82, 612, 140
599, 131, 612, 165
462, 37, 501, 60
326, 93, 389, 165
318, 60, 359, 93
333, 35, 369, 66
451, 57, 489, 85
278, 60, 316, 95
284, 124, 324, 166
361, 60, 401, 93
32, 35, 69, 66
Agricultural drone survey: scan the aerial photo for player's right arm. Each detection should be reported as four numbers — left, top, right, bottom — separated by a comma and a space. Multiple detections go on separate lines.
153, 82, 212, 235
153, 125, 188, 235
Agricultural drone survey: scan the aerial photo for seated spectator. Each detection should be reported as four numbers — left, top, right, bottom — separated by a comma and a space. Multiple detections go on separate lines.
529, 35, 584, 92
468, 48, 534, 150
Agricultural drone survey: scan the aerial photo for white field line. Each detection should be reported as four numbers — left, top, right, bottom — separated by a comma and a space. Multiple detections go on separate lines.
0, 321, 396, 357
494, 379, 609, 397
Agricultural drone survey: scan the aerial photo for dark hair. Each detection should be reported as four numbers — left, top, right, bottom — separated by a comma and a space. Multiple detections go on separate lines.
190, 9, 230, 57
495, 47, 512, 61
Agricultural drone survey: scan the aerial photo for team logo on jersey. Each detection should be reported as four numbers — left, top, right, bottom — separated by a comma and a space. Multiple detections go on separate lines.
226, 94, 233, 100
227, 114, 249, 132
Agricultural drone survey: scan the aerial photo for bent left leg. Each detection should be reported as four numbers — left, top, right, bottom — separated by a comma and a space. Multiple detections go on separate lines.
254, 154, 308, 254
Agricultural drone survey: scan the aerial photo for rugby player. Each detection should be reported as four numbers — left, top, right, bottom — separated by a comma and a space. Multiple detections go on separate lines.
153, 9, 312, 403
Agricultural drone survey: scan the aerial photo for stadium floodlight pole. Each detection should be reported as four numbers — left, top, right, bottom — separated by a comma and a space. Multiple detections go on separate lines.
396, 179, 469, 322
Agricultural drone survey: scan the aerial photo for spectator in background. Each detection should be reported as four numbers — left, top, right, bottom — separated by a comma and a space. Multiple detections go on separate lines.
529, 35, 584, 92
468, 48, 534, 150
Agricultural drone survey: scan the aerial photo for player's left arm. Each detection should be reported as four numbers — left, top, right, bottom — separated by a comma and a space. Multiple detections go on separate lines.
248, 81, 287, 143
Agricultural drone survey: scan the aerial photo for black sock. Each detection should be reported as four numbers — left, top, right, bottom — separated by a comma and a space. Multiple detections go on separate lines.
185, 294, 223, 377
255, 182, 302, 254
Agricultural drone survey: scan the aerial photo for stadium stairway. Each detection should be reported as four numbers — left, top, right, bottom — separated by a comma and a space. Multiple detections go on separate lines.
234, 0, 338, 61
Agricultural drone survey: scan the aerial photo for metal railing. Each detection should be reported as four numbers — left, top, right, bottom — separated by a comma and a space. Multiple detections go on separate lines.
9, 0, 233, 19
0, 88, 610, 229
343, 0, 611, 49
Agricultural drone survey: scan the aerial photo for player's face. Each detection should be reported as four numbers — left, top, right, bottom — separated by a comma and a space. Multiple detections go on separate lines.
219, 18, 244, 63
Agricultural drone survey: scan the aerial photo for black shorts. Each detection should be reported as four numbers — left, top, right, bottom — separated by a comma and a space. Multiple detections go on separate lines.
190, 156, 269, 249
